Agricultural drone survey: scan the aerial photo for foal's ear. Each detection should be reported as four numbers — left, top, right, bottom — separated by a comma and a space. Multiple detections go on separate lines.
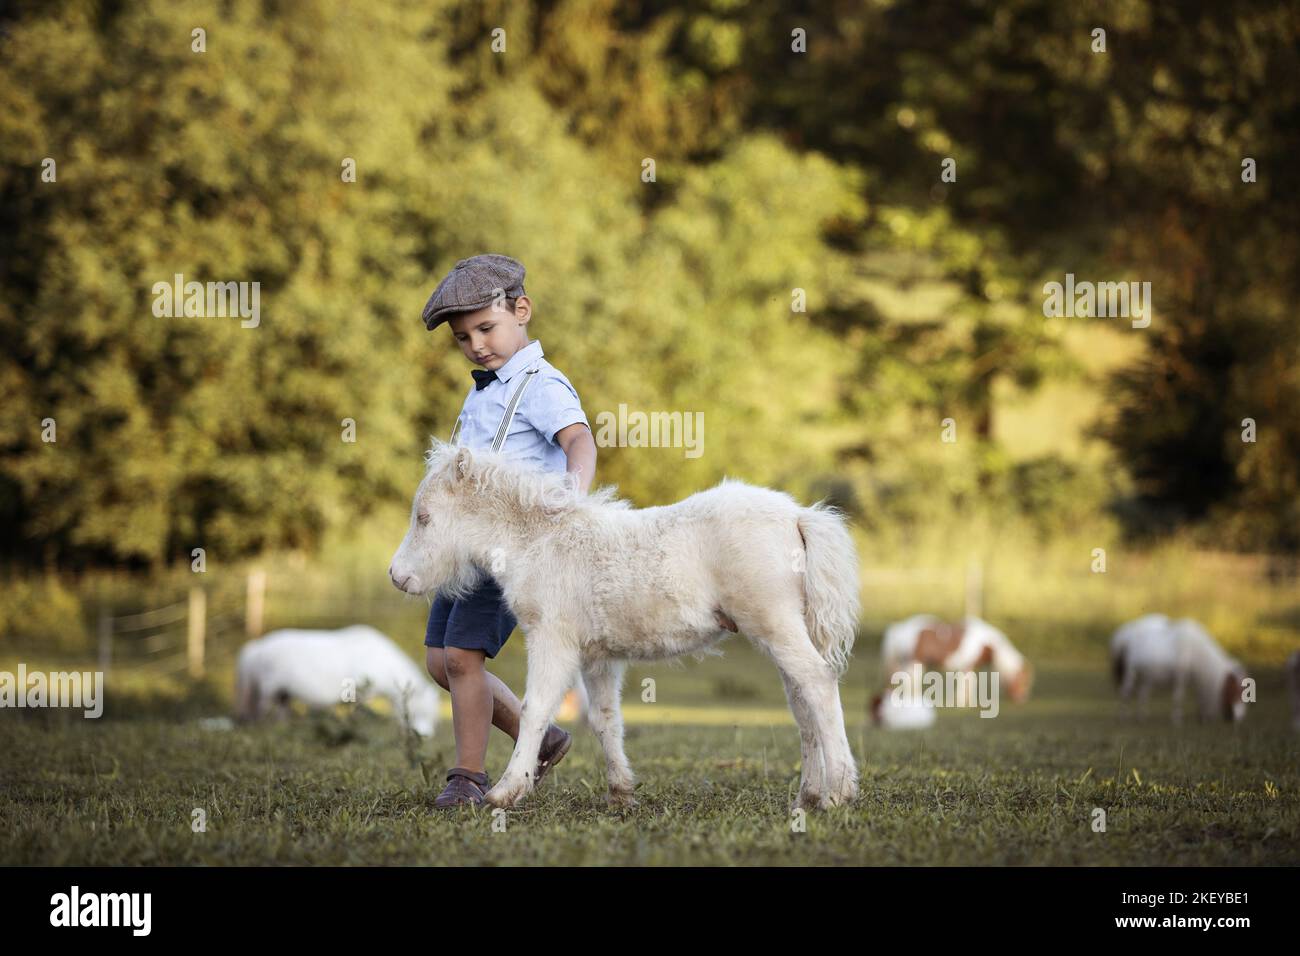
452, 446, 474, 483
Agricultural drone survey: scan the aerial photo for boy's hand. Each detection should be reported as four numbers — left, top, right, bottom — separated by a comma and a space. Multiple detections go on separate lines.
555, 423, 597, 495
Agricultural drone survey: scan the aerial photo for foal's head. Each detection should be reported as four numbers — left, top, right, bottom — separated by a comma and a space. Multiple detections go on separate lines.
388, 442, 501, 598
388, 440, 604, 598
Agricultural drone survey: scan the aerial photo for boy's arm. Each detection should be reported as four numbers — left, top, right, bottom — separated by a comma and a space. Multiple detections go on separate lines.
555, 423, 597, 495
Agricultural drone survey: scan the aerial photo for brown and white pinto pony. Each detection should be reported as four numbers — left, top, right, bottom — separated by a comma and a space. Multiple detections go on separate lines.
875, 614, 1033, 718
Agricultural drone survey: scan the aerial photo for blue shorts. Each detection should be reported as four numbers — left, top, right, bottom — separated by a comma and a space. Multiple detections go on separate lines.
423, 576, 517, 659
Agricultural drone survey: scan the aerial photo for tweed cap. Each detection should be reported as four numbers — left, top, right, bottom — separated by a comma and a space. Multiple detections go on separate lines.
421, 254, 527, 331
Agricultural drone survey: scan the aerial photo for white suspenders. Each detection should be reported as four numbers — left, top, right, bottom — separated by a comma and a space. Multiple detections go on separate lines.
447, 363, 542, 453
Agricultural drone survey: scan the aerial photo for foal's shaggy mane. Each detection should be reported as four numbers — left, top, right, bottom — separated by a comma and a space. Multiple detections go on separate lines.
424, 438, 630, 515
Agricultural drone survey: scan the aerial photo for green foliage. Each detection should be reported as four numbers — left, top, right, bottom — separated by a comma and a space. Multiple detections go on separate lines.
0, 576, 85, 653
1, 0, 1297, 571
1, 0, 456, 566
736, 0, 1300, 548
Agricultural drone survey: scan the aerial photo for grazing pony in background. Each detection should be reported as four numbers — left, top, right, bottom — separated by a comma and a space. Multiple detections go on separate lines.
880, 613, 1033, 704
1110, 614, 1171, 686
235, 625, 441, 737
389, 441, 862, 811
1110, 615, 1249, 723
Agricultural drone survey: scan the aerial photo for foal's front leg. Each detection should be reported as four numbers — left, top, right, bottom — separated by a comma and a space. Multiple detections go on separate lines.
484, 631, 578, 809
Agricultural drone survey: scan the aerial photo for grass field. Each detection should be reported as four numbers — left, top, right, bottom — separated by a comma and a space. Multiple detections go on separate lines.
3, 631, 1298, 866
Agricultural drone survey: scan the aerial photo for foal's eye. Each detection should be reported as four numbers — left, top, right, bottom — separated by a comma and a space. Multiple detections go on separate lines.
417, 512, 431, 526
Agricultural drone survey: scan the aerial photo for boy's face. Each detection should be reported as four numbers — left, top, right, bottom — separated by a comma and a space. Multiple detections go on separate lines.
447, 297, 531, 370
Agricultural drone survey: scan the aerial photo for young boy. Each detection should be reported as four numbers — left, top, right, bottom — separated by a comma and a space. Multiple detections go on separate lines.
419, 253, 598, 809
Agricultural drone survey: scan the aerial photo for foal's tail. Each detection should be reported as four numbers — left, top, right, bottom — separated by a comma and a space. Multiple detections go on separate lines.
796, 503, 862, 677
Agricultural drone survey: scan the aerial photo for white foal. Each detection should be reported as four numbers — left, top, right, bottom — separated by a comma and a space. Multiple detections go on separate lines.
389, 440, 863, 811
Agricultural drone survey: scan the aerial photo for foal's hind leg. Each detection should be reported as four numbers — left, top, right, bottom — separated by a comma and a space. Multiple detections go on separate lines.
581, 660, 637, 808
779, 669, 827, 810
747, 612, 858, 808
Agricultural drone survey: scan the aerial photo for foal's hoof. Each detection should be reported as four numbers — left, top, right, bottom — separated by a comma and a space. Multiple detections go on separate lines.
484, 780, 528, 809
794, 792, 826, 812
828, 782, 860, 807
607, 788, 638, 810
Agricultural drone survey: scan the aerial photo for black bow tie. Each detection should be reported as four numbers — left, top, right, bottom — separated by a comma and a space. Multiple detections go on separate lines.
471, 369, 498, 391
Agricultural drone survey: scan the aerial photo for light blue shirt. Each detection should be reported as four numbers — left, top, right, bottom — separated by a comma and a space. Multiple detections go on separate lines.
451, 339, 590, 474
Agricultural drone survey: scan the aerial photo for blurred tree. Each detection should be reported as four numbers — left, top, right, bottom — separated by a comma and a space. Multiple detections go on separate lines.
0, 0, 875, 566
636, 0, 1299, 547
0, 0, 459, 567
1, 0, 1296, 571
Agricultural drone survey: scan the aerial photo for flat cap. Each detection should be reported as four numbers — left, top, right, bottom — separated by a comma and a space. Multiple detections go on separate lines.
421, 254, 527, 331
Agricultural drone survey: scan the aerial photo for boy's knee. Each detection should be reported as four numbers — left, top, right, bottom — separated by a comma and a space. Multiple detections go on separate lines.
443, 646, 486, 679
425, 648, 449, 688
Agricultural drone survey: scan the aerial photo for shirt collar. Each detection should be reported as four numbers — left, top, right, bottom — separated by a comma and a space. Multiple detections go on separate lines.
495, 339, 544, 384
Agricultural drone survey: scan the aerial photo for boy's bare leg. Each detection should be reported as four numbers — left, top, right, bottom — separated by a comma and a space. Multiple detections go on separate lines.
443, 647, 494, 774
428, 647, 523, 741
487, 675, 523, 739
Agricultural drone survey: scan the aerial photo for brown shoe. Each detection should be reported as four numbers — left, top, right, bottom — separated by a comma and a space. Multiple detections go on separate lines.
433, 767, 491, 809
534, 725, 572, 787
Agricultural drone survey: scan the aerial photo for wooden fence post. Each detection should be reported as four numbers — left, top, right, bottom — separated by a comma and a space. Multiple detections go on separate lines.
246, 569, 266, 638
188, 587, 206, 679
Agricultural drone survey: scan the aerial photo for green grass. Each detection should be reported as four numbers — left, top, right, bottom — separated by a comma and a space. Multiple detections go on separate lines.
2, 637, 1297, 866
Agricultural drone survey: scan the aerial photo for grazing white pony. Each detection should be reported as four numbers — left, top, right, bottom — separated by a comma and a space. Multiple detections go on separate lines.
880, 613, 1033, 703
1110, 615, 1248, 723
389, 440, 862, 811
235, 625, 440, 737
